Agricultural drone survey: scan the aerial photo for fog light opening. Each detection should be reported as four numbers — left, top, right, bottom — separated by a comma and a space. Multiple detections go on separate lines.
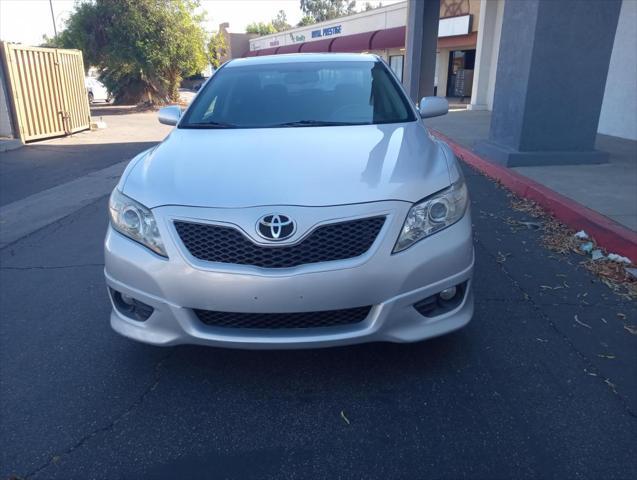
413, 282, 467, 318
439, 286, 457, 301
109, 288, 154, 322
120, 293, 135, 305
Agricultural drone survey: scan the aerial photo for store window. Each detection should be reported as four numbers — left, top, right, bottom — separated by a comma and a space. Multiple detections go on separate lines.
389, 55, 404, 83
446, 49, 475, 97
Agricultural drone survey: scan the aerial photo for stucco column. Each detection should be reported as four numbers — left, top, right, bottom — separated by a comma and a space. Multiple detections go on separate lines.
468, 0, 504, 111
404, 0, 440, 102
436, 49, 450, 98
475, 0, 622, 166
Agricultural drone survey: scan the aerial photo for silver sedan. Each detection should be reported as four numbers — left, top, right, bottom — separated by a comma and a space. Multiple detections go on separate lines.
104, 53, 474, 349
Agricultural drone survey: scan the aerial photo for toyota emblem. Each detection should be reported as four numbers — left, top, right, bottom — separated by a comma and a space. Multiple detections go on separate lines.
256, 214, 295, 241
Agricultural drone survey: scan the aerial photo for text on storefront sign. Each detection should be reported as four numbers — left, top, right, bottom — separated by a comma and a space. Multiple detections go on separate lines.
311, 25, 342, 38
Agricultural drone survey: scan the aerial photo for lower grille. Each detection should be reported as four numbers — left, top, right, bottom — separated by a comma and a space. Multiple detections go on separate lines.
194, 306, 372, 330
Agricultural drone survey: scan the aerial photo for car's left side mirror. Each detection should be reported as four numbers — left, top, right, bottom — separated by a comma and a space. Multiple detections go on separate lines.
419, 97, 448, 119
158, 105, 182, 126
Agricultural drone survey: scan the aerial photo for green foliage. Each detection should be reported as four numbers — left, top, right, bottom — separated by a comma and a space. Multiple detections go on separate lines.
40, 34, 64, 48
58, 0, 207, 105
207, 30, 227, 69
246, 21, 277, 36
297, 15, 316, 27
299, 0, 357, 23
272, 10, 291, 32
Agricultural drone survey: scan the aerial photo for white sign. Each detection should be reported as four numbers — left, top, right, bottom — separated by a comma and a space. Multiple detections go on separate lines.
438, 15, 471, 38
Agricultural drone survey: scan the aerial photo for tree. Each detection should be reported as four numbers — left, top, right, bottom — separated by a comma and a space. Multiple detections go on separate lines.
364, 1, 382, 11
299, 0, 357, 23
207, 30, 227, 69
297, 15, 316, 27
246, 21, 277, 36
272, 10, 291, 32
58, 0, 207, 105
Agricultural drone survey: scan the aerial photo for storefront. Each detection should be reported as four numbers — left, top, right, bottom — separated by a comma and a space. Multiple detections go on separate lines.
244, 0, 481, 99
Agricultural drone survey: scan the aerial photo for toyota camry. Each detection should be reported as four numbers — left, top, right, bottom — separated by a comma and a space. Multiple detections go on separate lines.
104, 53, 474, 348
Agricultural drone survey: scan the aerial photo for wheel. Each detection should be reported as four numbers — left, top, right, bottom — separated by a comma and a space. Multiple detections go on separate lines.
88, 91, 94, 104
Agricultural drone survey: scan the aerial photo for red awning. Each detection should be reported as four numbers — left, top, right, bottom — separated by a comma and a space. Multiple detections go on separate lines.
257, 47, 279, 56
300, 38, 334, 53
277, 44, 303, 54
330, 31, 375, 52
370, 26, 406, 50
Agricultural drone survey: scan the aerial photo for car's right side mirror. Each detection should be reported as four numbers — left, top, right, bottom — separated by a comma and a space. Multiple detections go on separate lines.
158, 105, 182, 126
419, 97, 449, 119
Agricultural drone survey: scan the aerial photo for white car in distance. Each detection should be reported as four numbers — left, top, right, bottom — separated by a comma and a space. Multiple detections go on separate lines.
85, 76, 111, 104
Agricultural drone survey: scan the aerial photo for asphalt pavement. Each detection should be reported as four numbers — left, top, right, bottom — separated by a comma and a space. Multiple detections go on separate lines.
0, 105, 172, 207
0, 114, 636, 479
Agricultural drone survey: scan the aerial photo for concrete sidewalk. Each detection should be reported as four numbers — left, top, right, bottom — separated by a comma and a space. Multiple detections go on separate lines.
426, 110, 637, 232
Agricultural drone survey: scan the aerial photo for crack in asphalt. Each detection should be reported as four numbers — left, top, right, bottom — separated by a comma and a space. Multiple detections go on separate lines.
23, 350, 176, 479
475, 240, 637, 420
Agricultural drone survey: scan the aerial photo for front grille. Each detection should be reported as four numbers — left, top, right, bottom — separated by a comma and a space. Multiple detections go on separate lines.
194, 306, 372, 330
174, 216, 385, 268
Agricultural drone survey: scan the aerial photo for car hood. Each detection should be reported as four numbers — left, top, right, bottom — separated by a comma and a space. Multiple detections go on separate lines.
121, 122, 453, 208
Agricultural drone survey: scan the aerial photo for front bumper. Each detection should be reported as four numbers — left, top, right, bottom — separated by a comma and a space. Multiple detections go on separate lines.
104, 202, 474, 349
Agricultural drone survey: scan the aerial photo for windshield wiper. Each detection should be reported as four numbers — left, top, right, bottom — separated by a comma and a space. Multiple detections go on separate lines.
182, 121, 239, 129
269, 120, 366, 127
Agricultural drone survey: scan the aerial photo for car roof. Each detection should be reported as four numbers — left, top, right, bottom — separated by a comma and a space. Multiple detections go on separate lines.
226, 53, 380, 68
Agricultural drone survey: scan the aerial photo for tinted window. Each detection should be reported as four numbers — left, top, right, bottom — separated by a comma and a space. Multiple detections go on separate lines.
180, 60, 416, 128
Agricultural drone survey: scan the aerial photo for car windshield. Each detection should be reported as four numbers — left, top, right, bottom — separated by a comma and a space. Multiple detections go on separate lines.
180, 60, 416, 129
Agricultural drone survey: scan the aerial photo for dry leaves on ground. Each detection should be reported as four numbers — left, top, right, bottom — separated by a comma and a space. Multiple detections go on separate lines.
507, 195, 637, 300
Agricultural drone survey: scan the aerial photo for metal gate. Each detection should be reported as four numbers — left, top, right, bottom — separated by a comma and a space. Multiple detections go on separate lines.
0, 43, 91, 142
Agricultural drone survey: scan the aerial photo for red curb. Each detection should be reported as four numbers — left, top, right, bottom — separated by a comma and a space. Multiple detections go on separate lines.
430, 129, 637, 261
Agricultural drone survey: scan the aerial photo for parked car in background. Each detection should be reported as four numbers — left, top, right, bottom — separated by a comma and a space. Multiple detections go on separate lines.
85, 76, 111, 103
105, 54, 473, 349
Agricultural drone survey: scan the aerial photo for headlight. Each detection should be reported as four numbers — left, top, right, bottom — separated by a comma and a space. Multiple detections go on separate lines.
393, 178, 468, 253
109, 189, 167, 257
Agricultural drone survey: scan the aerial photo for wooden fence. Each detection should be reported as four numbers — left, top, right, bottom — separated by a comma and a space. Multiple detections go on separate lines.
0, 42, 90, 142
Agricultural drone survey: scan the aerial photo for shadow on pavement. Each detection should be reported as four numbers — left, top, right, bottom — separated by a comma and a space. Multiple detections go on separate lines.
90, 105, 157, 117
0, 141, 159, 206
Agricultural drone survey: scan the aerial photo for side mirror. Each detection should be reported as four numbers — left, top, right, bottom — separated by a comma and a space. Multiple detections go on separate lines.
419, 97, 448, 119
158, 105, 182, 126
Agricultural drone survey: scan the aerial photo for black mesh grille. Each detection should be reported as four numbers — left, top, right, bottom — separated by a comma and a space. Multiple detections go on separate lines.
194, 306, 371, 330
174, 216, 385, 268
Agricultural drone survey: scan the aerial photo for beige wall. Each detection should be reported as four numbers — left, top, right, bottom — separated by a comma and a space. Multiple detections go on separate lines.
220, 23, 256, 62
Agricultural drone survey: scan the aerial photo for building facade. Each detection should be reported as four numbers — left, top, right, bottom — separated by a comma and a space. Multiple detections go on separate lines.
246, 0, 480, 99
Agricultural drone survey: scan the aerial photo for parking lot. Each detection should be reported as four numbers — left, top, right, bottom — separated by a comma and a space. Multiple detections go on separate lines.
1, 108, 636, 479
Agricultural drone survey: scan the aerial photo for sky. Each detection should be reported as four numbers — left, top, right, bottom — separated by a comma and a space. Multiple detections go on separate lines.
0, 0, 396, 46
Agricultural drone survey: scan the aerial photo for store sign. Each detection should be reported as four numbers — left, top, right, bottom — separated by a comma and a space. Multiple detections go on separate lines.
289, 33, 305, 43
438, 15, 471, 38
311, 25, 342, 38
